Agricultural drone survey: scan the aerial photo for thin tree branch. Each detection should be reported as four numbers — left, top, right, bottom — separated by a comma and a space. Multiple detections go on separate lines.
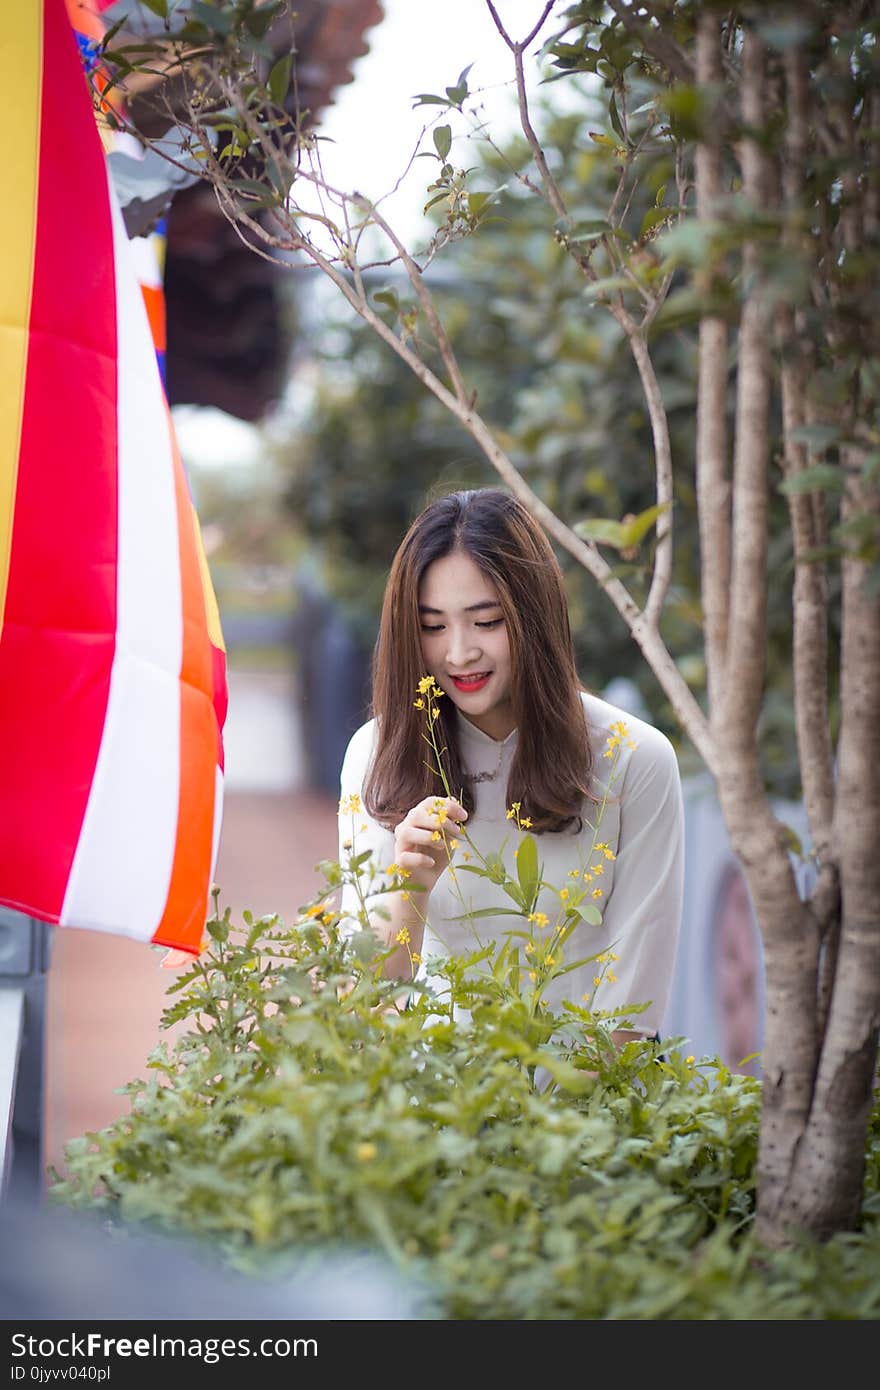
695, 10, 731, 717
607, 304, 674, 625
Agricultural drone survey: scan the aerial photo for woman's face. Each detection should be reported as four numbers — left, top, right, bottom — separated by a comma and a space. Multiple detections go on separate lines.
418, 549, 514, 741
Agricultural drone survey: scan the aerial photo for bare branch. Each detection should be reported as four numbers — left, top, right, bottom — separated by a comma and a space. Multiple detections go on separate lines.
484, 0, 555, 52
607, 304, 674, 625
360, 199, 470, 406
485, 0, 569, 220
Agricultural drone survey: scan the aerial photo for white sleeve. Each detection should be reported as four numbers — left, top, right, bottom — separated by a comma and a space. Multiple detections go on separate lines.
337, 722, 397, 934
598, 725, 685, 1037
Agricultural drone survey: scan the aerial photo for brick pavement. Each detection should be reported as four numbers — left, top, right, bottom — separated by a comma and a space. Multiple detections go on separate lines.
43, 787, 339, 1181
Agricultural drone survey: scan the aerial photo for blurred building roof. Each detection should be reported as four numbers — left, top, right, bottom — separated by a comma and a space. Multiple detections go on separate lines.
105, 0, 385, 421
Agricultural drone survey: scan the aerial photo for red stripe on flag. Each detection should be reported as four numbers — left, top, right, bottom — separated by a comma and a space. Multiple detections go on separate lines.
211, 642, 228, 772
152, 414, 218, 952
0, 0, 117, 919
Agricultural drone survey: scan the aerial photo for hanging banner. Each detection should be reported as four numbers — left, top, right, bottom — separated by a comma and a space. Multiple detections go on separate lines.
0, 0, 227, 954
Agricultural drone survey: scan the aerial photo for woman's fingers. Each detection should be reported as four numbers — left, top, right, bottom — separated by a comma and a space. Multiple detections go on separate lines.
399, 825, 440, 849
409, 796, 468, 831
397, 848, 438, 873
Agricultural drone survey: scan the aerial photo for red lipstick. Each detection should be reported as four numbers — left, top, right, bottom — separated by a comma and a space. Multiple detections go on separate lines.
451, 673, 491, 692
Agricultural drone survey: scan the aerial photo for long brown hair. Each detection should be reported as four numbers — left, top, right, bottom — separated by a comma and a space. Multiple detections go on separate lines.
364, 488, 594, 833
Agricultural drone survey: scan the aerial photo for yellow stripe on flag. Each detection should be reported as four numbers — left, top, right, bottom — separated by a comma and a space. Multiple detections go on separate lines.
0, 5, 42, 626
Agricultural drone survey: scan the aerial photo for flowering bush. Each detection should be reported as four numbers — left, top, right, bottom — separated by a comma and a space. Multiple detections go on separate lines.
49, 888, 880, 1316
48, 678, 880, 1316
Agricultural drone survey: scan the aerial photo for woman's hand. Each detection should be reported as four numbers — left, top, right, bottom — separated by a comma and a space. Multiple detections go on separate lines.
393, 795, 468, 898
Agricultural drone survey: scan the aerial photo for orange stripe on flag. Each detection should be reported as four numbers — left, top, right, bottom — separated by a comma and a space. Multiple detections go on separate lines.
140, 282, 166, 354
153, 409, 219, 952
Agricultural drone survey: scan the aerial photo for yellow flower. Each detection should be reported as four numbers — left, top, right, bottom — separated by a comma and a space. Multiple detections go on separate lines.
606, 971, 617, 983
686, 1054, 695, 1065
593, 976, 602, 987
417, 675, 435, 694
592, 888, 603, 899
528, 971, 537, 982
412, 952, 422, 965
401, 890, 411, 901
521, 817, 533, 829
559, 888, 569, 902
432, 685, 444, 700
462, 851, 471, 862
356, 1142, 377, 1162
525, 941, 535, 955
449, 839, 459, 850
395, 927, 411, 946
610, 720, 629, 737
431, 708, 440, 720
527, 912, 549, 928
431, 830, 442, 841
583, 872, 593, 883
626, 739, 637, 750
505, 807, 516, 820
306, 904, 326, 918
545, 954, 557, 967
590, 862, 604, 876
431, 799, 448, 824
413, 697, 425, 710
568, 869, 580, 879
338, 793, 362, 815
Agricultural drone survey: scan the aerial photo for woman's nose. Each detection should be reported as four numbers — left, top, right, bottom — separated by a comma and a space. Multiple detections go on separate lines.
446, 629, 480, 667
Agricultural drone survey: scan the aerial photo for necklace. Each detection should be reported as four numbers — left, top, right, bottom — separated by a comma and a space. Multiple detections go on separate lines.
465, 741, 507, 784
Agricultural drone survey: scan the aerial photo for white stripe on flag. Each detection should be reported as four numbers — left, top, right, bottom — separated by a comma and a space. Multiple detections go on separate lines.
61, 171, 183, 939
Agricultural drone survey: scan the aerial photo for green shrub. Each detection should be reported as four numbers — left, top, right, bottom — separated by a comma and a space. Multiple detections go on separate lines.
50, 889, 880, 1321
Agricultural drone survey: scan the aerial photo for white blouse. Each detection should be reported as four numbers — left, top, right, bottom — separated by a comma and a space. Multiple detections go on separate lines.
337, 691, 684, 1036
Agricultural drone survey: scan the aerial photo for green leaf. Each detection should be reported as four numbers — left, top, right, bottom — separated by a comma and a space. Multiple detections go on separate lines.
268, 53, 292, 108
445, 63, 473, 106
515, 834, 539, 910
574, 502, 669, 551
789, 423, 843, 452
639, 206, 674, 240
373, 287, 399, 312
778, 465, 845, 496
569, 218, 614, 241
467, 190, 493, 219
413, 92, 452, 108
574, 902, 603, 926
433, 125, 452, 160
138, 0, 168, 16
609, 91, 625, 143
449, 906, 525, 920
582, 273, 630, 300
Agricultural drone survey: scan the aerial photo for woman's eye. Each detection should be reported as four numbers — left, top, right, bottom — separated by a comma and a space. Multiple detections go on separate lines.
475, 619, 503, 629
420, 624, 443, 633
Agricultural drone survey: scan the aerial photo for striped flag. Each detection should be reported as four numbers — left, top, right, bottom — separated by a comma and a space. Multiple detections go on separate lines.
0, 0, 227, 955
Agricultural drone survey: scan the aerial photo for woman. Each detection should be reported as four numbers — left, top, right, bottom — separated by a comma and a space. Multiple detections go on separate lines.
337, 488, 684, 1043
